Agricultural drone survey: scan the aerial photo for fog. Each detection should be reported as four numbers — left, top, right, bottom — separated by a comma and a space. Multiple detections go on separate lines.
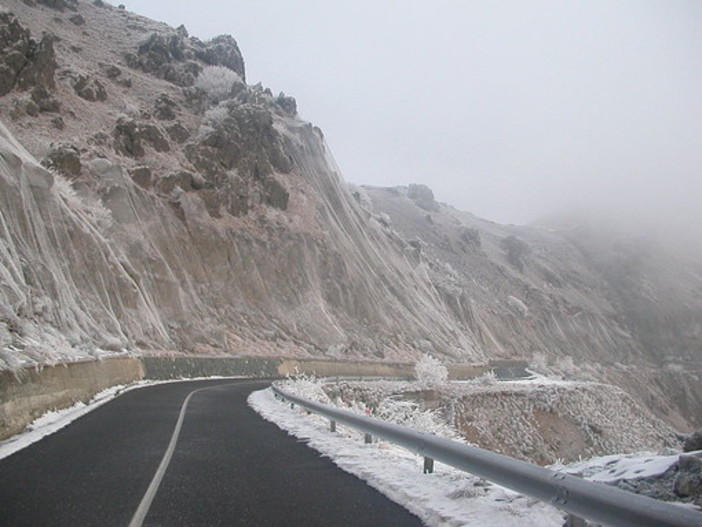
131, 1, 702, 243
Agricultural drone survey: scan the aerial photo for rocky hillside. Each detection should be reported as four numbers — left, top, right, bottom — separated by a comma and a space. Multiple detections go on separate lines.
0, 1, 700, 426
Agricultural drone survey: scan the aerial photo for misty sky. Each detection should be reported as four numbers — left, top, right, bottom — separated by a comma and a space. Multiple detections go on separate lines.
130, 1, 702, 231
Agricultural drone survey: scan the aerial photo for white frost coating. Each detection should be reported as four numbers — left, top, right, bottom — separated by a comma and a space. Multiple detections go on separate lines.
414, 353, 449, 388
249, 387, 565, 527
507, 295, 528, 317
0, 118, 173, 368
195, 65, 243, 100
563, 453, 679, 483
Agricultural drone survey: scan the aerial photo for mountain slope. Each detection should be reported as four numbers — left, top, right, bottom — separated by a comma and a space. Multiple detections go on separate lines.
0, 0, 700, 427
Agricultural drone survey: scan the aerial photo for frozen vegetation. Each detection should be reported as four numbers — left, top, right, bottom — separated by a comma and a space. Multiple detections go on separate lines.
251, 373, 702, 525
276, 367, 678, 465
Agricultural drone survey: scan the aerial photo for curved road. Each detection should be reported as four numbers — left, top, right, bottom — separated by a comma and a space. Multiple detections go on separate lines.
0, 379, 423, 526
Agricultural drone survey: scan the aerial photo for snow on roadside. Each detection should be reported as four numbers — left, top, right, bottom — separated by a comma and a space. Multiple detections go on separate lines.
0, 382, 139, 460
248, 387, 566, 527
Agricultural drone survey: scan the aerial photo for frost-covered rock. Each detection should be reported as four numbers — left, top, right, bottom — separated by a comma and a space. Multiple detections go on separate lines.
684, 430, 702, 452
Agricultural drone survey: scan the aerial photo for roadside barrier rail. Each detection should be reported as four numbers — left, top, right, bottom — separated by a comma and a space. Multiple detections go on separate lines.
271, 384, 702, 527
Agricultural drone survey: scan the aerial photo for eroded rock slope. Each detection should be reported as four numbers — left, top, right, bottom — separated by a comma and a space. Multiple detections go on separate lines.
0, 0, 700, 427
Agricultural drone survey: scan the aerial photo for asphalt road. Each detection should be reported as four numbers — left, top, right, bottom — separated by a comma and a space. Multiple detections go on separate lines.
0, 379, 424, 526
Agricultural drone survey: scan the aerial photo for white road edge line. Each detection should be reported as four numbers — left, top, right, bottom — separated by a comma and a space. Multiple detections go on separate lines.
128, 386, 207, 527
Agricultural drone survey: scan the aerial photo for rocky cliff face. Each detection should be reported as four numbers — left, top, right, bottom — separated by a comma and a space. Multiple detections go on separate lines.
0, 0, 477, 367
0, 1, 700, 427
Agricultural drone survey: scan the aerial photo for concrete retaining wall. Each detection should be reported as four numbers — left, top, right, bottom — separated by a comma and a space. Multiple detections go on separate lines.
0, 358, 144, 441
0, 355, 507, 442
140, 356, 282, 379
140, 356, 416, 380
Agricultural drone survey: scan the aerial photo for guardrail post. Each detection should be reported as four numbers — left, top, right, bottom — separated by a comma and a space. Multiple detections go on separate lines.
423, 457, 434, 474
564, 473, 586, 526
564, 514, 587, 527
330, 420, 336, 433
364, 433, 372, 444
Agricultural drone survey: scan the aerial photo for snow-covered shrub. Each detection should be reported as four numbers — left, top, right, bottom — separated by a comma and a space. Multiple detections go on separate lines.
374, 212, 391, 227
507, 295, 528, 317
530, 352, 550, 374
473, 370, 496, 386
195, 65, 242, 101
415, 353, 448, 389
51, 171, 113, 228
375, 396, 460, 439
279, 370, 332, 405
203, 105, 229, 126
554, 356, 578, 378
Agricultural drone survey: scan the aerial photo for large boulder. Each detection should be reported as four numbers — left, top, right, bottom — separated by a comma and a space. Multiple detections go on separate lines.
408, 183, 439, 212
112, 118, 170, 158
684, 430, 702, 452
501, 235, 530, 272
71, 74, 107, 101
42, 143, 82, 178
674, 454, 702, 505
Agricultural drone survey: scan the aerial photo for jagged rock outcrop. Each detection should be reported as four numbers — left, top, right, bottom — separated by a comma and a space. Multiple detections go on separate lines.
0, 11, 57, 95
124, 27, 245, 88
70, 73, 107, 101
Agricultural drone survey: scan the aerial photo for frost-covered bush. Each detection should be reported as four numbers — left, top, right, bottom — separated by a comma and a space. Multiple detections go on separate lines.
375, 212, 391, 227
375, 396, 460, 439
529, 351, 554, 376
51, 171, 113, 229
473, 370, 497, 386
415, 353, 448, 389
279, 370, 332, 404
203, 105, 229, 126
507, 295, 528, 317
195, 65, 242, 101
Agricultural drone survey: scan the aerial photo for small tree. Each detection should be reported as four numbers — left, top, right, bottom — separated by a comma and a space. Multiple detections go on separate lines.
415, 353, 448, 389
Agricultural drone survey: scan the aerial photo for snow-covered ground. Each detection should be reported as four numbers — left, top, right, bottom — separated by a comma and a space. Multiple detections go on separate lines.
249, 386, 566, 526
249, 385, 698, 527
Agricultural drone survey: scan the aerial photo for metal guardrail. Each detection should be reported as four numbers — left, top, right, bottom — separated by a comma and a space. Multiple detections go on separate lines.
272, 385, 702, 527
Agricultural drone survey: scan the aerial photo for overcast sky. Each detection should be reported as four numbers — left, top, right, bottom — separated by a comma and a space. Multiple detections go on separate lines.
130, 1, 701, 232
